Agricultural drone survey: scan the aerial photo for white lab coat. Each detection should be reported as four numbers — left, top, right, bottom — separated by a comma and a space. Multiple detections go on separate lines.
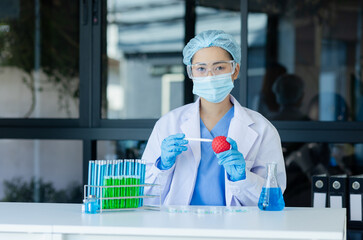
142, 95, 286, 206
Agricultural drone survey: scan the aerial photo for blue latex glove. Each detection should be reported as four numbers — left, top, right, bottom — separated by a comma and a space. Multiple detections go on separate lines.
159, 133, 188, 170
216, 137, 246, 182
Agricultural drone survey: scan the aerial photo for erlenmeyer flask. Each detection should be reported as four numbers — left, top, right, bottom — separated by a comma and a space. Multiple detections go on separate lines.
258, 162, 285, 211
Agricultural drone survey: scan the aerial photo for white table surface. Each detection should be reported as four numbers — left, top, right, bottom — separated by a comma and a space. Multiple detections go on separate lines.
0, 202, 346, 240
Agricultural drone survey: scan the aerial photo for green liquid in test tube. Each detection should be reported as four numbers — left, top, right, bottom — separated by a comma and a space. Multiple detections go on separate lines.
113, 177, 120, 209
125, 177, 132, 208
102, 176, 110, 209
112, 177, 117, 209
120, 176, 125, 209
119, 176, 124, 209
105, 177, 114, 209
134, 176, 140, 208
120, 177, 124, 209
131, 176, 135, 208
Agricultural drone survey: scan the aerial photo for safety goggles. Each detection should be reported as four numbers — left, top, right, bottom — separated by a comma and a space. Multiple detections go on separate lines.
187, 60, 236, 78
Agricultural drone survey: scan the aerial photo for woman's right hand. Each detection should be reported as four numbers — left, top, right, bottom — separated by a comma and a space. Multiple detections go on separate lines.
160, 133, 188, 170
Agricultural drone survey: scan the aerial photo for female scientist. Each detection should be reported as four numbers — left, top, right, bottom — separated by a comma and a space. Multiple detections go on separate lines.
142, 30, 286, 206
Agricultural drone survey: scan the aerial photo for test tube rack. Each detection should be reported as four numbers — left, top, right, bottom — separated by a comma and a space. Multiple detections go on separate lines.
83, 183, 161, 213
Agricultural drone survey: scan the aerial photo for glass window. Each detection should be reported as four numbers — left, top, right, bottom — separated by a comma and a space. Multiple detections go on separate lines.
0, 140, 83, 203
97, 140, 147, 159
247, 0, 363, 122
0, 0, 80, 118
283, 141, 363, 207
102, 0, 185, 119
195, 2, 241, 36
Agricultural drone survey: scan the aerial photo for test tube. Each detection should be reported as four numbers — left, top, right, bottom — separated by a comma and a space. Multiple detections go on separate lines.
110, 160, 116, 209
120, 174, 125, 208
99, 160, 106, 209
121, 159, 127, 209
117, 160, 122, 177
123, 172, 128, 209
134, 159, 139, 208
97, 161, 103, 207
132, 159, 136, 175
115, 160, 119, 209
140, 159, 146, 207
125, 176, 132, 208
114, 160, 119, 177
94, 161, 99, 204
134, 175, 140, 208
136, 159, 141, 207
114, 160, 120, 208
92, 161, 97, 196
130, 159, 135, 208
107, 160, 113, 208
131, 160, 137, 208
126, 160, 132, 208
102, 162, 109, 209
88, 161, 94, 196
118, 160, 123, 208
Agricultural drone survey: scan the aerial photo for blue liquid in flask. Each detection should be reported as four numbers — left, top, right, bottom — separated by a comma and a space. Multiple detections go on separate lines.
258, 187, 285, 211
258, 162, 285, 211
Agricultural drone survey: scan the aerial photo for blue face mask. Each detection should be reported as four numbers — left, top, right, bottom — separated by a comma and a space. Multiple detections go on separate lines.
192, 73, 234, 103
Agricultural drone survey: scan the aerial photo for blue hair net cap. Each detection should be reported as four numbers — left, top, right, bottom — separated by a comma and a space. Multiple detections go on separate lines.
182, 30, 241, 65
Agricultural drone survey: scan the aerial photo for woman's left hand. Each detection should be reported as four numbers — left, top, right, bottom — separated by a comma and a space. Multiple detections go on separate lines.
216, 137, 246, 182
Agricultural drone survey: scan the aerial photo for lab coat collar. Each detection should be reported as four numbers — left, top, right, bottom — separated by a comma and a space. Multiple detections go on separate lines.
229, 95, 254, 126
228, 95, 257, 159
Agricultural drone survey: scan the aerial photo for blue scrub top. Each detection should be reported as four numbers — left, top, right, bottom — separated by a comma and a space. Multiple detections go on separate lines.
190, 106, 234, 206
